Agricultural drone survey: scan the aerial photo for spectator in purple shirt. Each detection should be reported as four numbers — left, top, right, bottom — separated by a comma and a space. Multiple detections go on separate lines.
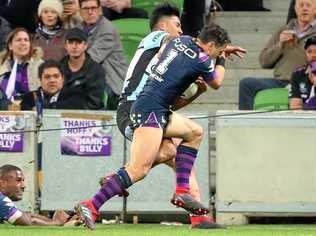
0, 27, 43, 110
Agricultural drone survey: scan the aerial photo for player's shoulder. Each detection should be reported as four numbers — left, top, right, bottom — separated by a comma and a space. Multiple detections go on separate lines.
140, 31, 169, 49
0, 192, 14, 207
0, 192, 6, 202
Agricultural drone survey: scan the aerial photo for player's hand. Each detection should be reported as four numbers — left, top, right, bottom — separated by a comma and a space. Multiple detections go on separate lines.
223, 45, 246, 60
63, 214, 84, 226
194, 77, 208, 94
53, 209, 70, 225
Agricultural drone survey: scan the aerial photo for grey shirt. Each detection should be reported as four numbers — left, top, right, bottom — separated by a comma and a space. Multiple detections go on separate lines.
83, 16, 128, 95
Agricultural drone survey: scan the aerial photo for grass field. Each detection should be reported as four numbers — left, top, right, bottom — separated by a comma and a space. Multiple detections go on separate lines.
1, 224, 316, 236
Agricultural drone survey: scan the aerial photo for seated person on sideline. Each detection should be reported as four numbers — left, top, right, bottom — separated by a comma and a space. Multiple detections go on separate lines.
21, 60, 84, 110
79, 0, 128, 109
289, 36, 316, 109
239, 0, 316, 110
60, 27, 106, 110
0, 164, 81, 226
101, 0, 147, 21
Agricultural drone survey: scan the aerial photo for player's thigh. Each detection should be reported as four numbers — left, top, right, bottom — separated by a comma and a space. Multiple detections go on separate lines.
129, 126, 163, 169
164, 112, 203, 140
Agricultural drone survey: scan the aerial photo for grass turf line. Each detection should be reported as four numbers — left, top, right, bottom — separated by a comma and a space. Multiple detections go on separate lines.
1, 224, 316, 236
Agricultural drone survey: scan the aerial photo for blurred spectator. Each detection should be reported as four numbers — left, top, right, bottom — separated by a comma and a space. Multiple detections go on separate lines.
0, 16, 11, 51
289, 36, 316, 110
0, 28, 43, 110
287, 0, 297, 23
181, 0, 205, 37
216, 0, 269, 11
0, 0, 40, 33
79, 0, 128, 109
60, 28, 106, 110
21, 60, 84, 110
101, 0, 147, 21
61, 0, 83, 28
33, 0, 67, 61
239, 0, 316, 110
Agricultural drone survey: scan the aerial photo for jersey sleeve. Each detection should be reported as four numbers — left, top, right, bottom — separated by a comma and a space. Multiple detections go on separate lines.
140, 31, 169, 50
289, 71, 302, 99
197, 52, 216, 82
0, 195, 23, 224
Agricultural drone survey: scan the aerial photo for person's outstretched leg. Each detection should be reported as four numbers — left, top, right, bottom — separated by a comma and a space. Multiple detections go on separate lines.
77, 126, 163, 230
164, 112, 209, 215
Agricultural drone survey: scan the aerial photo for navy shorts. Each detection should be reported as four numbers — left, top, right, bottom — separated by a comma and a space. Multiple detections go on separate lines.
130, 97, 171, 130
116, 101, 134, 141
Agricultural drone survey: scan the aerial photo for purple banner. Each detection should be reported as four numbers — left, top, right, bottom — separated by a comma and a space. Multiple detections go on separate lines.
0, 133, 23, 152
60, 118, 112, 156
61, 136, 111, 156
0, 116, 24, 152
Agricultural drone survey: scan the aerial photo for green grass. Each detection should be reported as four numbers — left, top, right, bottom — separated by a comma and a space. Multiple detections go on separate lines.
1, 224, 316, 236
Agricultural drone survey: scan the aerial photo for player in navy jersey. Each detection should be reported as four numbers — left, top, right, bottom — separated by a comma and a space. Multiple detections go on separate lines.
79, 3, 218, 229
115, 3, 220, 229
0, 165, 80, 226
76, 22, 246, 230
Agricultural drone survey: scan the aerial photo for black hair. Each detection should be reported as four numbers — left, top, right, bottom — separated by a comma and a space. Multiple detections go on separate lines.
79, 0, 101, 7
198, 23, 231, 46
38, 60, 64, 79
305, 35, 316, 49
0, 165, 21, 178
149, 2, 180, 31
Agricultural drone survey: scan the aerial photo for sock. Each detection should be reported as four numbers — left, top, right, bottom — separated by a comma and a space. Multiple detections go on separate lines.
190, 214, 214, 226
175, 145, 198, 194
92, 168, 132, 211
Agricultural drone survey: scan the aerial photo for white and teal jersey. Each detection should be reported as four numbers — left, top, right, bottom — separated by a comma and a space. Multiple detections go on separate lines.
120, 31, 169, 102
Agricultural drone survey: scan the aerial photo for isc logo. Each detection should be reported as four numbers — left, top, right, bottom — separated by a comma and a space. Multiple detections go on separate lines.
174, 38, 197, 59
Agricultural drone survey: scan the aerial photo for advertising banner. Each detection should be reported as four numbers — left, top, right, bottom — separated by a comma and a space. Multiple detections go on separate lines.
0, 115, 24, 152
60, 113, 113, 156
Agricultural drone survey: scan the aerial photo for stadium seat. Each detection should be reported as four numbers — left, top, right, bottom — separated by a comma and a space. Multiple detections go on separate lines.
253, 88, 289, 110
133, 0, 184, 15
112, 18, 150, 62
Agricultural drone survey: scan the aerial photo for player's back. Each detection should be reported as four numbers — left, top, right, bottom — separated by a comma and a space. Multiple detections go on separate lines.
141, 36, 215, 106
120, 31, 168, 102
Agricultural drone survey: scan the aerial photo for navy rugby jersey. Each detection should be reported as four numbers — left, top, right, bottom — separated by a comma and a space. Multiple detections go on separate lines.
121, 31, 168, 102
0, 192, 22, 224
140, 35, 216, 106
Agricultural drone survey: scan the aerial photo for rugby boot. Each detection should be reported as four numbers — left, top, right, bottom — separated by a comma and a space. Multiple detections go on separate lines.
75, 199, 99, 230
170, 192, 209, 215
192, 221, 227, 229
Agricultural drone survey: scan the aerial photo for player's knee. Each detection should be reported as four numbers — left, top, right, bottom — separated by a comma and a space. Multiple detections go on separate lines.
159, 140, 177, 162
190, 123, 203, 142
